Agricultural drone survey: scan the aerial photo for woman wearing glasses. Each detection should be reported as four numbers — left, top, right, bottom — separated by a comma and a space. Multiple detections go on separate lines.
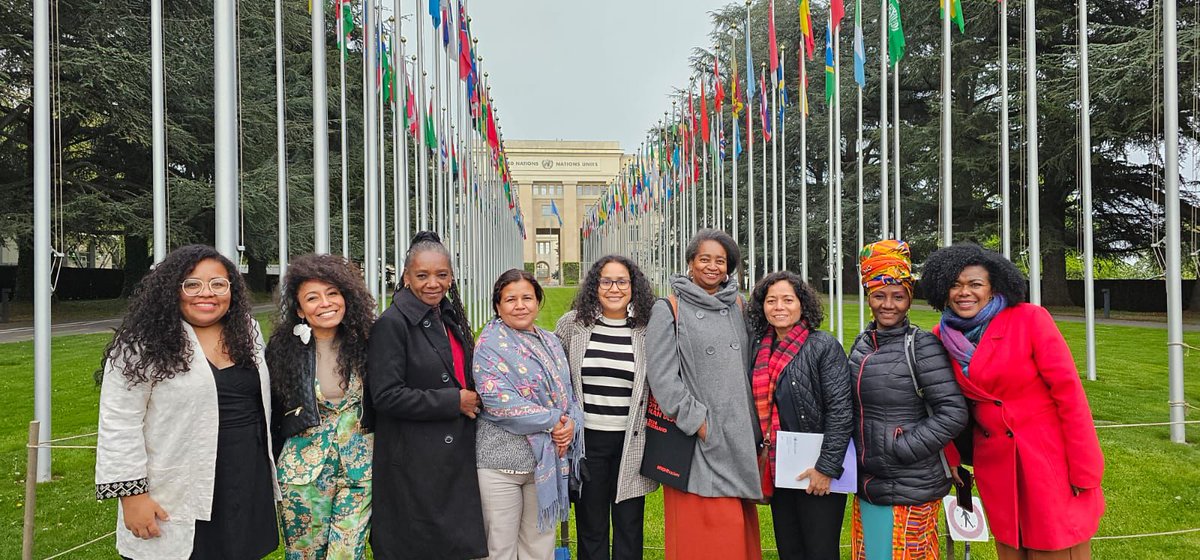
555, 255, 658, 560
96, 245, 279, 560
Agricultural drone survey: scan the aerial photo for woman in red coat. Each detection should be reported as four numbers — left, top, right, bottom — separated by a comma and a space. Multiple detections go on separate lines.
922, 244, 1104, 560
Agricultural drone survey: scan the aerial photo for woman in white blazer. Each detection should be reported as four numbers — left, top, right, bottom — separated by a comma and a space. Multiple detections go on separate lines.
95, 245, 280, 560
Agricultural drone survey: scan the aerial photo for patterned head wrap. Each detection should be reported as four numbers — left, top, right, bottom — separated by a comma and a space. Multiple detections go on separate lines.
860, 240, 913, 294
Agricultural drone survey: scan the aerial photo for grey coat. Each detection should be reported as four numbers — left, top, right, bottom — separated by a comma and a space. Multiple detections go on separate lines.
555, 310, 659, 503
644, 274, 762, 500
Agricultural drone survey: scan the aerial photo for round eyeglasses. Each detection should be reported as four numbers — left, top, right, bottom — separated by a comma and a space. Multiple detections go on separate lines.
181, 277, 231, 297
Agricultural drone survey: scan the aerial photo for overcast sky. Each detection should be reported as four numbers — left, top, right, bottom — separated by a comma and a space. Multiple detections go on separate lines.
434, 0, 733, 153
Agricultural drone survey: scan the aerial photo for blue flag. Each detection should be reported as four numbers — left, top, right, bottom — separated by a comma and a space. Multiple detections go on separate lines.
745, 17, 755, 100
853, 0, 866, 87
550, 200, 563, 226
429, 0, 440, 28
733, 117, 743, 158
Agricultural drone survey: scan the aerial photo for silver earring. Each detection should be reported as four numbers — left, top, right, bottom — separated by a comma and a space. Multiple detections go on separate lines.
626, 303, 635, 318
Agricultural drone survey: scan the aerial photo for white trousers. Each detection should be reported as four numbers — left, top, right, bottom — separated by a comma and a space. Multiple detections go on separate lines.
477, 469, 556, 560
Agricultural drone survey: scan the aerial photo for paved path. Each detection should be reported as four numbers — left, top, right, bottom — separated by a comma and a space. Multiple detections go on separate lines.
0, 303, 277, 344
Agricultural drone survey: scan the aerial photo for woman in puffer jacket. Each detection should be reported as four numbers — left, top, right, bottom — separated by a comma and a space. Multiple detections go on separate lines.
849, 240, 969, 560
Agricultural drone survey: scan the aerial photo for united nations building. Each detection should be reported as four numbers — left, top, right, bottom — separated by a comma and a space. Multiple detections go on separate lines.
507, 140, 632, 285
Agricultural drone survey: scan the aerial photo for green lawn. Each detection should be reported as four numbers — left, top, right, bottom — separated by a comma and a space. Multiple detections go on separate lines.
3, 287, 1198, 558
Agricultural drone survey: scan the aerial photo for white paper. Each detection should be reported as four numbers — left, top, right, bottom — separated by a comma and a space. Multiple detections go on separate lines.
773, 431, 857, 494
942, 495, 990, 542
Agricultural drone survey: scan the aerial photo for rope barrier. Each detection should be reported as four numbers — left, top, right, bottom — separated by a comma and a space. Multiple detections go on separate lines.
1095, 420, 1200, 429
27, 444, 97, 450
41, 531, 115, 560
40, 432, 96, 444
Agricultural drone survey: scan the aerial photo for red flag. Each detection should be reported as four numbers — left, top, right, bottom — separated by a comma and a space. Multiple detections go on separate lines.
831, 0, 845, 30
713, 55, 724, 112
406, 76, 417, 135
768, 0, 779, 73
700, 81, 710, 138
457, 1, 472, 79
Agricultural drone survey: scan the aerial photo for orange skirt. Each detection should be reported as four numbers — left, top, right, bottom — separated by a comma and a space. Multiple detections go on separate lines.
662, 485, 763, 560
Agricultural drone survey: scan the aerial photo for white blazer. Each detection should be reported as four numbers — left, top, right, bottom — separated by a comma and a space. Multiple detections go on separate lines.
95, 320, 279, 560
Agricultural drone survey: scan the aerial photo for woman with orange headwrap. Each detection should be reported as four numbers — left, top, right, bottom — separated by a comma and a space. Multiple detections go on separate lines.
847, 241, 969, 559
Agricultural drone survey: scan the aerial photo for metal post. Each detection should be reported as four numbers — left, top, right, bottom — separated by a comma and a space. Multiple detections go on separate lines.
339, 10, 350, 258
1000, 0, 1011, 258
1026, 0, 1041, 304
1079, 0, 1096, 381
313, 0, 330, 253
1163, 0, 1185, 443
214, 0, 239, 261
893, 59, 902, 239
275, 0, 288, 278
22, 422, 39, 559
364, 0, 379, 300
33, 0, 52, 483
801, 55, 809, 282
879, 0, 889, 237
152, 0, 167, 263
941, 0, 953, 246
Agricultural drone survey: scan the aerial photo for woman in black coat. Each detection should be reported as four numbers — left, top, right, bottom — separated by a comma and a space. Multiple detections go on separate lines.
849, 240, 968, 559
365, 232, 487, 559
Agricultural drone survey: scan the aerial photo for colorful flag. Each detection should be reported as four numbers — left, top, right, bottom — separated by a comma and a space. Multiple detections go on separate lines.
824, 19, 835, 102
798, 0, 815, 60
745, 15, 755, 100
733, 115, 743, 157
406, 72, 417, 135
888, 0, 906, 66
831, 0, 845, 29
940, 0, 965, 33
336, 0, 354, 50
429, 0, 440, 28
799, 48, 810, 116
441, 4, 451, 47
768, 0, 779, 74
759, 68, 771, 141
713, 54, 724, 112
853, 0, 866, 87
731, 51, 743, 117
425, 100, 437, 152
458, 0, 473, 79
700, 80, 710, 140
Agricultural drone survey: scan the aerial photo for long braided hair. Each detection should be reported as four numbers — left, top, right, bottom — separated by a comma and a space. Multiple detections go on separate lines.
403, 231, 474, 344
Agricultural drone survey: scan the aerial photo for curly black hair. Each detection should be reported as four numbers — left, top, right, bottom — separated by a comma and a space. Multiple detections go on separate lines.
491, 268, 543, 317
921, 243, 1027, 311
96, 245, 257, 387
266, 254, 376, 406
746, 270, 824, 338
570, 255, 656, 328
402, 231, 473, 344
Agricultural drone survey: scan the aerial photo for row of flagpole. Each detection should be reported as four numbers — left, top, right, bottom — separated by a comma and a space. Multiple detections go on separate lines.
576, 0, 1184, 442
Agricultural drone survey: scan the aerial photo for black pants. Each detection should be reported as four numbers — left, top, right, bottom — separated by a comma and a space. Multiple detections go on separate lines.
574, 429, 645, 560
769, 487, 847, 560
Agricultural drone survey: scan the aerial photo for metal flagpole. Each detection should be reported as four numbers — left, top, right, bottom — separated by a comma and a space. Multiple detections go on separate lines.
1163, 0, 1185, 444
893, 59, 901, 239
801, 47, 809, 282
1026, 0, 1041, 304
397, 34, 409, 262
781, 44, 788, 272
690, 82, 698, 236
879, 0, 889, 237
152, 0, 167, 263
275, 0, 288, 278
1000, 0, 1011, 258
214, 0, 238, 261
378, 12, 388, 303
761, 64, 769, 273
33, 0, 51, 481
733, 60, 740, 247
834, 29, 843, 344
313, 0, 330, 253
827, 99, 835, 335
1078, 0, 1096, 381
940, 0, 952, 246
857, 63, 864, 331
703, 83, 710, 229
416, 0, 429, 230
339, 4, 350, 258
746, 1, 756, 286
772, 60, 780, 273
364, 0, 380, 300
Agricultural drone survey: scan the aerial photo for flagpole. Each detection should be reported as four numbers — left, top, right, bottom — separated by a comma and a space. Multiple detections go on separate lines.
745, 1, 756, 288
33, 0, 51, 480
827, 96, 835, 335
879, 0, 889, 237
855, 0, 864, 331
1000, 0, 1010, 258
434, 43, 444, 237
781, 43, 788, 272
800, 46, 809, 282
761, 63, 769, 274
732, 49, 740, 248
339, 4, 349, 257
1079, 0, 1096, 380
397, 35, 409, 271
151, 0, 167, 263
835, 29, 844, 345
690, 81, 698, 235
274, 0, 287, 276
213, 0, 238, 260
416, 0, 429, 230
703, 83, 710, 229
772, 61, 779, 273
940, 0, 952, 247
364, 0, 380, 300
313, 0, 330, 253
1163, 0, 1184, 443
893, 59, 901, 239
1027, 0, 1041, 304
378, 13, 388, 303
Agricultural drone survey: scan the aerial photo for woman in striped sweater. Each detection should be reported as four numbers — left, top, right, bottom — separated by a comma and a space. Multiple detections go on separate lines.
555, 255, 659, 560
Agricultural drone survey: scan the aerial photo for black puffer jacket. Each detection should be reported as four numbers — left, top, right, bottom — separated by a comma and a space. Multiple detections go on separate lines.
751, 329, 854, 479
849, 319, 968, 506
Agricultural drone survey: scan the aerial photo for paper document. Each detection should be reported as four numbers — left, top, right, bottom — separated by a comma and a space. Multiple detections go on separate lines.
773, 431, 857, 494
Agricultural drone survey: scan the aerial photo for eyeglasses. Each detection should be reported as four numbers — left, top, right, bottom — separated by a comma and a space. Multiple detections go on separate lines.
599, 278, 630, 291
181, 277, 231, 297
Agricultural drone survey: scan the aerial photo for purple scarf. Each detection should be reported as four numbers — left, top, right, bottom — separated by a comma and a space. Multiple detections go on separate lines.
939, 294, 1007, 373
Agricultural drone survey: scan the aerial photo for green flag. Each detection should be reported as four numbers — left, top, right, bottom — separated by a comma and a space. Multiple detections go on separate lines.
888, 0, 906, 66
424, 103, 437, 152
940, 0, 965, 34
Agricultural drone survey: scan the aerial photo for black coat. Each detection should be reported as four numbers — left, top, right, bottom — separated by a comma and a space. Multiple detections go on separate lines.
752, 329, 854, 479
365, 289, 487, 560
848, 320, 968, 506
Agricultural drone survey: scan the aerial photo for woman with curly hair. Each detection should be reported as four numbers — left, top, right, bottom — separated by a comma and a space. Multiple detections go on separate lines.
923, 243, 1105, 560
848, 241, 967, 560
645, 229, 762, 560
95, 245, 278, 560
554, 255, 658, 560
366, 231, 488, 559
267, 253, 375, 558
746, 270, 853, 560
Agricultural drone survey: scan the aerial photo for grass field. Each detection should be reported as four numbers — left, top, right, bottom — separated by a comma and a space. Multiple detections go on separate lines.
3, 287, 1199, 558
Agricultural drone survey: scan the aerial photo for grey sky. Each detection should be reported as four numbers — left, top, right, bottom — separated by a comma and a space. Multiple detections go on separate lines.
461, 1, 733, 153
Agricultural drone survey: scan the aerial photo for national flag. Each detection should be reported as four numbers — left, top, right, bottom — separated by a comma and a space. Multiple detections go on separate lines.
778, 48, 790, 110
745, 15, 755, 100
713, 54, 724, 112
733, 114, 743, 157
379, 38, 394, 104
335, 0, 354, 50
799, 48, 810, 116
441, 4, 451, 47
759, 68, 771, 141
425, 101, 438, 153
888, 0, 906, 66
831, 0, 845, 29
405, 72, 417, 135
853, 0, 866, 87
768, 0, 779, 74
941, 0, 965, 33
429, 0, 440, 28
824, 19, 835, 102
458, 0, 473, 79
731, 52, 743, 117
798, 0, 815, 60
700, 80, 710, 139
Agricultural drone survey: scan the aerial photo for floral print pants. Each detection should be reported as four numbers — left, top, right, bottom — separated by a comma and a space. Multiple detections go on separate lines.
278, 457, 371, 559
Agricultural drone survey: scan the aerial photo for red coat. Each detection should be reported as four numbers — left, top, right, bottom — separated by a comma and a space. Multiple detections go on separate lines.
933, 303, 1104, 550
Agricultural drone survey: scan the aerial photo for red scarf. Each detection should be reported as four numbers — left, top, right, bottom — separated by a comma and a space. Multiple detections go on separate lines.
752, 323, 810, 469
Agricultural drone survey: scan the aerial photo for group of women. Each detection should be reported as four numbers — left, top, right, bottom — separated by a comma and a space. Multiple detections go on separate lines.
95, 228, 1104, 560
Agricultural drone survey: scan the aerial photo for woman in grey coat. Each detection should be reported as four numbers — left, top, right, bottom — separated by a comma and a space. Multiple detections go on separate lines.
555, 254, 659, 560
645, 229, 763, 560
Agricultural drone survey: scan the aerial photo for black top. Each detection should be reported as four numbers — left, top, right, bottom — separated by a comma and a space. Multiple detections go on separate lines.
211, 362, 264, 429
